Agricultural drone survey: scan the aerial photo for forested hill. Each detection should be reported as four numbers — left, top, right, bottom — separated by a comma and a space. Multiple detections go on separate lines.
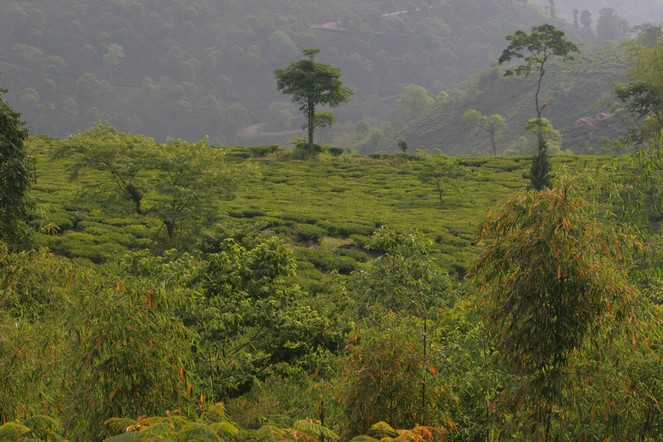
0, 0, 621, 149
385, 44, 630, 155
530, 0, 663, 29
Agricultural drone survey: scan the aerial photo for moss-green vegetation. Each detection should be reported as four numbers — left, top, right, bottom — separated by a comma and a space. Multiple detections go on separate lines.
1, 133, 660, 440
30, 136, 615, 277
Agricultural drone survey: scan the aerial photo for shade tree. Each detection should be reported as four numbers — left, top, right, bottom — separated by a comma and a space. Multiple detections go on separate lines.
56, 123, 157, 215
150, 138, 241, 241
416, 151, 466, 205
57, 125, 244, 244
275, 48, 353, 153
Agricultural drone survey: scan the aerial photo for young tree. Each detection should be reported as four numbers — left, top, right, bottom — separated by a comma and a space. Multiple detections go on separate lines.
417, 151, 465, 205
470, 188, 636, 441
151, 138, 241, 241
461, 109, 507, 156
0, 80, 34, 250
498, 24, 578, 189
56, 123, 156, 215
525, 117, 563, 189
275, 48, 353, 152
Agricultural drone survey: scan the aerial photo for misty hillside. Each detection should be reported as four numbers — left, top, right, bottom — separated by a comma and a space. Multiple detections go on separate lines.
383, 44, 630, 155
530, 0, 663, 29
0, 0, 601, 149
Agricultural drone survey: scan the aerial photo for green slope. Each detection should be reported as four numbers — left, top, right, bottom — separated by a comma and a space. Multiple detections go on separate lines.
386, 44, 630, 154
28, 135, 610, 276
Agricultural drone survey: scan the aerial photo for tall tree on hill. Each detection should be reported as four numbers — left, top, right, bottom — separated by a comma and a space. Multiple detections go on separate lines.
498, 24, 578, 189
0, 79, 34, 250
275, 48, 353, 153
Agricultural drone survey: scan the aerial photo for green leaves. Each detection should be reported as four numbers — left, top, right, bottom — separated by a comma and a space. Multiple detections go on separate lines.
104, 407, 241, 442
275, 48, 353, 149
293, 419, 340, 440
416, 152, 467, 205
56, 124, 245, 243
470, 187, 637, 438
461, 109, 507, 156
0, 83, 33, 250
0, 422, 31, 440
499, 24, 579, 77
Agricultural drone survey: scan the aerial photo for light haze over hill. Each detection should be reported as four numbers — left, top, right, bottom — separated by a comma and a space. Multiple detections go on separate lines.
0, 0, 654, 152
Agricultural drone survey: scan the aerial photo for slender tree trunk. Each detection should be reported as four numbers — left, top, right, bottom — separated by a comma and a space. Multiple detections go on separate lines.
319, 400, 326, 442
307, 99, 315, 151
535, 64, 547, 153
165, 220, 176, 240
421, 317, 428, 424
435, 178, 444, 204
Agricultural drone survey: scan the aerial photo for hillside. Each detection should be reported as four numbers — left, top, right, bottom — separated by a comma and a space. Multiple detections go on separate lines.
2, 2, 662, 437
384, 44, 630, 154
7, 133, 662, 441
530, 0, 663, 28
28, 134, 613, 277
0, 0, 572, 148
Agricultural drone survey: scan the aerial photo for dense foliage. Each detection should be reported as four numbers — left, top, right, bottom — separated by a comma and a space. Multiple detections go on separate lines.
0, 127, 660, 440
0, 6, 662, 442
0, 82, 33, 249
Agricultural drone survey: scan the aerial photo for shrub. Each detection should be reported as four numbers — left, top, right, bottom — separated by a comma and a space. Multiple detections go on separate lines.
334, 246, 370, 262
294, 249, 358, 275
250, 144, 280, 157
326, 146, 344, 157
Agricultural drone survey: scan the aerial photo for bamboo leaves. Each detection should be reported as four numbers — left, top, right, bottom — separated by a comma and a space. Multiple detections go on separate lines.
470, 187, 637, 440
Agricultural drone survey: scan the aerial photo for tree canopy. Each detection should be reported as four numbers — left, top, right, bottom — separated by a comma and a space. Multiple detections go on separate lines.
499, 24, 578, 189
0, 80, 33, 249
275, 48, 352, 152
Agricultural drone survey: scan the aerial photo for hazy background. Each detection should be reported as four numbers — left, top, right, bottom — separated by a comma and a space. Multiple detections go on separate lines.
1, 0, 659, 153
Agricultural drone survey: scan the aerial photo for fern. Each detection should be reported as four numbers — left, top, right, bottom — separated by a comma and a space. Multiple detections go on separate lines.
253, 424, 285, 440
209, 421, 241, 437
201, 403, 229, 423
141, 421, 179, 438
104, 418, 138, 435
176, 422, 220, 442
0, 422, 31, 440
21, 415, 62, 441
369, 422, 398, 438
349, 436, 381, 442
103, 432, 147, 442
293, 419, 340, 441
